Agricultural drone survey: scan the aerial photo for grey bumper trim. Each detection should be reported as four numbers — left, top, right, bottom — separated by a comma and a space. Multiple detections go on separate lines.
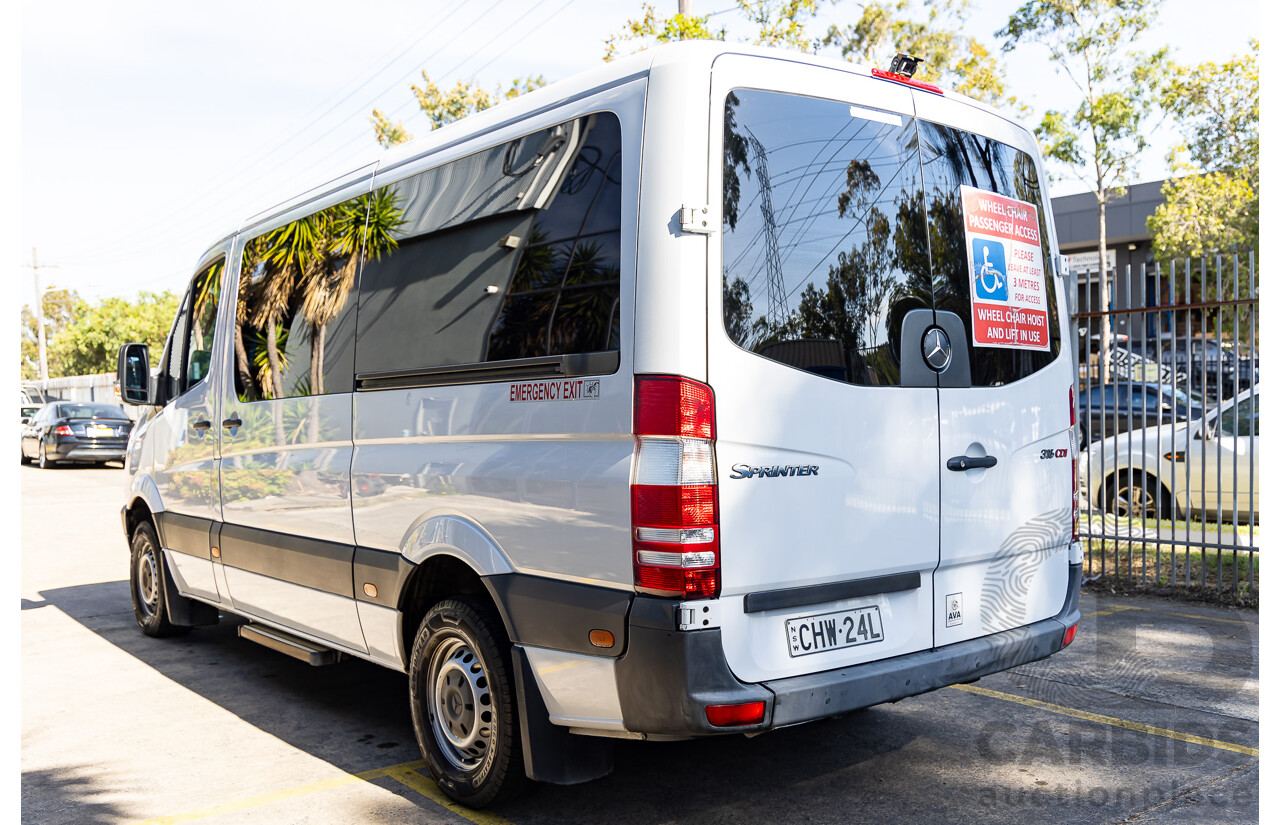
764, 563, 1082, 728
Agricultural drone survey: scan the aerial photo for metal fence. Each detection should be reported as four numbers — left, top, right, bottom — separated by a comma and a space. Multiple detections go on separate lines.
1070, 253, 1259, 603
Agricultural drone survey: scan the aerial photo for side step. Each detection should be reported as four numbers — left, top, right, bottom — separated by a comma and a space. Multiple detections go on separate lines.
238, 623, 342, 666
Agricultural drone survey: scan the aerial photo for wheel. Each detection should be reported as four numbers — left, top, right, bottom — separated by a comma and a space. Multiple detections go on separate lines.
409, 597, 528, 808
20, 445, 30, 465
129, 522, 189, 637
37, 440, 56, 469
1108, 470, 1170, 521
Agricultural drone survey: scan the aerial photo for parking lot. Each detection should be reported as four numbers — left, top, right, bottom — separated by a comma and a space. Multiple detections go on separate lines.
22, 464, 1258, 825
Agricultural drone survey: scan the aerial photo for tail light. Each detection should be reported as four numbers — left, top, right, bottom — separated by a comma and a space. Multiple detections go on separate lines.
55, 425, 74, 436
632, 375, 719, 599
1069, 386, 1079, 542
1062, 622, 1078, 648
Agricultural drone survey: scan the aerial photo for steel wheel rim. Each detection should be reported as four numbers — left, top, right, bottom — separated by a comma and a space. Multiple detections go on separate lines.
426, 635, 494, 773
135, 541, 160, 618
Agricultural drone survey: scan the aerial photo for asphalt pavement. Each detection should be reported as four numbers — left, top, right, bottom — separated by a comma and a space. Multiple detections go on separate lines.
21, 463, 1259, 824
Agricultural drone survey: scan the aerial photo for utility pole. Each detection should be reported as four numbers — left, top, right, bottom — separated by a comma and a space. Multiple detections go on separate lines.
679, 0, 694, 15
23, 247, 58, 384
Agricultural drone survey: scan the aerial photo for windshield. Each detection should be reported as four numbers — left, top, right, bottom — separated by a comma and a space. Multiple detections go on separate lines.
57, 403, 129, 420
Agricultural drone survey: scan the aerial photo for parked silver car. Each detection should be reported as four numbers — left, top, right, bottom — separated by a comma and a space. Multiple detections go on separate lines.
1080, 384, 1259, 521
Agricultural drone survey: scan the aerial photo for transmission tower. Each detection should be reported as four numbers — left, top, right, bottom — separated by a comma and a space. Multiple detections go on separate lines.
747, 133, 785, 331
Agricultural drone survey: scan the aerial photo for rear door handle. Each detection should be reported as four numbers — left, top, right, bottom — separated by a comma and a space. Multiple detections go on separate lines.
192, 418, 212, 431
947, 455, 997, 471
222, 416, 242, 430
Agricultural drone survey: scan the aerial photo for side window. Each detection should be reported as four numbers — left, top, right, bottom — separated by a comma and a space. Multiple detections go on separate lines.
234, 195, 368, 402
1219, 396, 1258, 437
355, 111, 623, 376
164, 287, 192, 398
184, 259, 223, 390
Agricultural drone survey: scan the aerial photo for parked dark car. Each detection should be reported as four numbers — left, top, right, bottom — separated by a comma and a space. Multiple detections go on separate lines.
1077, 383, 1204, 442
20, 402, 134, 468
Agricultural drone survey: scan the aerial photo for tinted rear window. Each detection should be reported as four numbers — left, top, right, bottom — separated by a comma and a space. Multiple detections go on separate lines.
721, 89, 1059, 388
58, 403, 128, 419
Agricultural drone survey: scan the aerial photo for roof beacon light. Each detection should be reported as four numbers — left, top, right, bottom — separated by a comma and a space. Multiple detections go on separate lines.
889, 52, 923, 78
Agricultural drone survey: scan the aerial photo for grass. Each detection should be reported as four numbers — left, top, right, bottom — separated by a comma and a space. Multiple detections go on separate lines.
1081, 538, 1259, 607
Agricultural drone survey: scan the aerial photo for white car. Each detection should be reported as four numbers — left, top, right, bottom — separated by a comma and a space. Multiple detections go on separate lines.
1081, 384, 1259, 521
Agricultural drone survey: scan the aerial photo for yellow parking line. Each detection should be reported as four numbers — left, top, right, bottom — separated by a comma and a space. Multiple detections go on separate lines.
949, 683, 1258, 757
1080, 605, 1141, 619
125, 759, 475, 825
385, 765, 516, 825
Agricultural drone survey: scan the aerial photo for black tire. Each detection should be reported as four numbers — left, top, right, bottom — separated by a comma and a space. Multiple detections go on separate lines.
1108, 470, 1171, 521
409, 597, 528, 808
19, 446, 30, 465
129, 521, 189, 637
37, 440, 56, 469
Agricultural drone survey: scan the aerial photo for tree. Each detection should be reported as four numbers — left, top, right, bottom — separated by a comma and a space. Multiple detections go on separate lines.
21, 288, 80, 380
370, 75, 545, 148
823, 1, 1020, 109
1148, 42, 1258, 261
605, 1, 824, 60
1000, 0, 1166, 384
45, 291, 179, 377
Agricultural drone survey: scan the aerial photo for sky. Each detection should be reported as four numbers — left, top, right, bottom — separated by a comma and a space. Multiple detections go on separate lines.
12, 0, 1262, 308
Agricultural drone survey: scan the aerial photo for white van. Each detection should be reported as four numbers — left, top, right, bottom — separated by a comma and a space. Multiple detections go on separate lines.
117, 42, 1082, 808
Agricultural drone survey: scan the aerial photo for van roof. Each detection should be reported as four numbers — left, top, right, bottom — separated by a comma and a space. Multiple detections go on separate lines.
207, 41, 1016, 264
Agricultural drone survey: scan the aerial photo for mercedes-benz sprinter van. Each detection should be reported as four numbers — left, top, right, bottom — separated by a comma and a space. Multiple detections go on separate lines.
117, 42, 1082, 807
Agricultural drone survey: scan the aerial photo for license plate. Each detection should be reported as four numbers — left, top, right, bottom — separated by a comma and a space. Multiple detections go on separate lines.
87, 425, 113, 437
786, 605, 884, 657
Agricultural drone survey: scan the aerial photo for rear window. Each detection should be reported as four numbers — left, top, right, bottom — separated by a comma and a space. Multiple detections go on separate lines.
57, 403, 128, 420
721, 88, 1059, 387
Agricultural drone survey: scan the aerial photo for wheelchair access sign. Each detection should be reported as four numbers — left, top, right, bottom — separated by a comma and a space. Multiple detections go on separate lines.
961, 185, 1049, 351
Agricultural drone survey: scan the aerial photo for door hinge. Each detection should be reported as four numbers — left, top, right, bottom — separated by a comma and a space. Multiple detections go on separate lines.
676, 600, 720, 630
680, 205, 716, 234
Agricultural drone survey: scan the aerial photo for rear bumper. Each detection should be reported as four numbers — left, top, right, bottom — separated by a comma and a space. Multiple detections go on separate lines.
53, 444, 127, 462
615, 563, 1082, 736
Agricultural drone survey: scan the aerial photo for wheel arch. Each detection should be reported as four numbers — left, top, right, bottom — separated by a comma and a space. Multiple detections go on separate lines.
396, 550, 515, 676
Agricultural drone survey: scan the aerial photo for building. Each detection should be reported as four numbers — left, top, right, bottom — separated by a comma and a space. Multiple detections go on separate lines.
1050, 179, 1166, 338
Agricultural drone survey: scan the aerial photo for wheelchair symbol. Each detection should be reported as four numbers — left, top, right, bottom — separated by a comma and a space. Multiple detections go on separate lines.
972, 241, 1008, 301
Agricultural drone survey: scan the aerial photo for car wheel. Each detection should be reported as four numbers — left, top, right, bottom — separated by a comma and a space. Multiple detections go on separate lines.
1109, 470, 1170, 521
37, 440, 56, 469
409, 597, 528, 808
129, 522, 189, 637
20, 445, 30, 465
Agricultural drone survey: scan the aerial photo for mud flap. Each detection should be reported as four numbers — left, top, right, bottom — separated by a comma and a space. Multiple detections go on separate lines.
162, 561, 219, 627
511, 646, 614, 785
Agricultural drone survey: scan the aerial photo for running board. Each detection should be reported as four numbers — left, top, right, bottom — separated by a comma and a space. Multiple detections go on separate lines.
238, 623, 341, 666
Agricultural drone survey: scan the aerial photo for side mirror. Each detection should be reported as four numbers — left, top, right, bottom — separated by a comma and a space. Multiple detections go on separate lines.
20, 416, 30, 425
117, 343, 152, 405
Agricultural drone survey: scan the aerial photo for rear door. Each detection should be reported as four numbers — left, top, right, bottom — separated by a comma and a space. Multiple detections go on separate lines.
913, 94, 1073, 646
709, 57, 940, 683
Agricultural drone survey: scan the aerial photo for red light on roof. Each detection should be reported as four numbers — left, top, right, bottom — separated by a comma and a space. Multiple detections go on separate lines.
871, 68, 943, 95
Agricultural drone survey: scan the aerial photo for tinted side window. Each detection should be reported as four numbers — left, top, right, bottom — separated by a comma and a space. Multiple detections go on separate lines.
185, 259, 223, 389
233, 194, 370, 402
355, 111, 623, 375
720, 90, 928, 387
918, 123, 1061, 386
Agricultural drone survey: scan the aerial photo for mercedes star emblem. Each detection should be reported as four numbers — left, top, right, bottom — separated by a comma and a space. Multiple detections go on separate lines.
923, 326, 952, 372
